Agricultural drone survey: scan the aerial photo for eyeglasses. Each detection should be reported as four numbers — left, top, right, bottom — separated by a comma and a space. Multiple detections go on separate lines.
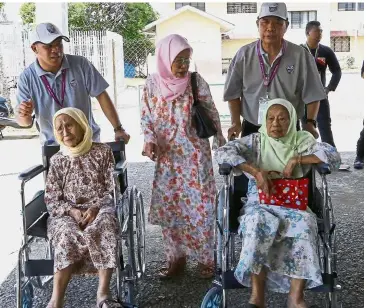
173, 57, 191, 66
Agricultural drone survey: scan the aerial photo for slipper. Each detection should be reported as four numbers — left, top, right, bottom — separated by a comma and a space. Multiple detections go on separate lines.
158, 257, 186, 279
197, 263, 214, 279
98, 298, 123, 308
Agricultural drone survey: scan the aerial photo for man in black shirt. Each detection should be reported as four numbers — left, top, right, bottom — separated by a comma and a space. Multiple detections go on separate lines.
301, 21, 341, 148
354, 61, 364, 169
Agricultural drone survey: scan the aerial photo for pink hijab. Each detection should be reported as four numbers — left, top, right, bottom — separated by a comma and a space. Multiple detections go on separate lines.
153, 34, 193, 102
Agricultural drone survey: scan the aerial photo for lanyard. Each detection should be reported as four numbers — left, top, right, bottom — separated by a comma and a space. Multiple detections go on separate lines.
257, 40, 286, 87
40, 69, 67, 107
304, 43, 319, 60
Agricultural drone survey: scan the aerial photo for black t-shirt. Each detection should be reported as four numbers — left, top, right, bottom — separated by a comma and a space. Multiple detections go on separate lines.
362, 61, 364, 77
301, 44, 342, 91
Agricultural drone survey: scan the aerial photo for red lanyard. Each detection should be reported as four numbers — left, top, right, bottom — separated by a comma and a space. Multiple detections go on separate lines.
257, 40, 286, 87
40, 69, 66, 107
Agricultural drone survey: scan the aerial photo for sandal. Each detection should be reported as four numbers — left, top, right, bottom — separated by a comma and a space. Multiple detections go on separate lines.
158, 257, 186, 279
97, 298, 123, 308
198, 263, 214, 279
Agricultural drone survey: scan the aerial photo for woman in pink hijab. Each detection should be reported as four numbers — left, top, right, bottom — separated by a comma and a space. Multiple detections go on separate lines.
141, 34, 225, 279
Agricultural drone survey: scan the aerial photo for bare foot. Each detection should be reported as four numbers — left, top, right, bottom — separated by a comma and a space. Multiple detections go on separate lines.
248, 294, 265, 308
46, 299, 63, 308
287, 296, 308, 308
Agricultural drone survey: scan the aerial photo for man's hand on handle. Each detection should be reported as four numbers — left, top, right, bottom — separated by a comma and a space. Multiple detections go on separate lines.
303, 122, 319, 139
227, 121, 242, 141
115, 129, 130, 144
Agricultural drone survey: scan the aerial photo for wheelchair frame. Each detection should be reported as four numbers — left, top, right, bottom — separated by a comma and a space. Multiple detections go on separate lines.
201, 163, 342, 308
16, 141, 146, 308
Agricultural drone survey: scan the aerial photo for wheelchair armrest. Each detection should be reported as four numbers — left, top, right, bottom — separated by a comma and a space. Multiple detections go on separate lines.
115, 160, 127, 173
219, 163, 233, 176
18, 164, 45, 181
315, 163, 331, 175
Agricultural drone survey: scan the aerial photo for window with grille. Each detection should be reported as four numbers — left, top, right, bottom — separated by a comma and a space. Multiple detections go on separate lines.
175, 2, 206, 11
358, 2, 364, 10
288, 11, 317, 29
338, 3, 356, 11
330, 36, 350, 52
227, 2, 257, 14
222, 58, 233, 74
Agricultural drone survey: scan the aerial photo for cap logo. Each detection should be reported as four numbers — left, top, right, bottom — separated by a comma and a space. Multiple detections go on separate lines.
46, 23, 56, 34
269, 3, 278, 12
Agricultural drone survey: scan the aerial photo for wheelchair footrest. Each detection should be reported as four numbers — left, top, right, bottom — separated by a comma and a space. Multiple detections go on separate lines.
222, 270, 246, 289
24, 260, 54, 277
309, 273, 338, 293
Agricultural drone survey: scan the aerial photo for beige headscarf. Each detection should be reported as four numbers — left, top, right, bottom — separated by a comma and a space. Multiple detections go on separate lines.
53, 107, 93, 157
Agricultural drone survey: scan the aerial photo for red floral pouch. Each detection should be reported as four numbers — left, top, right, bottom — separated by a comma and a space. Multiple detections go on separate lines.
258, 178, 309, 211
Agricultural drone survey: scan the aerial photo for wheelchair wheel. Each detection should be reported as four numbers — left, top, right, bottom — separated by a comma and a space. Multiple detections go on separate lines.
135, 189, 146, 277
128, 186, 146, 279
116, 262, 135, 306
323, 292, 342, 308
22, 283, 34, 308
200, 286, 224, 308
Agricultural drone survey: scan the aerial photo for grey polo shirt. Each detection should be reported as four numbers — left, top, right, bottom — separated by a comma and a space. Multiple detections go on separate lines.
16, 54, 109, 145
224, 40, 326, 125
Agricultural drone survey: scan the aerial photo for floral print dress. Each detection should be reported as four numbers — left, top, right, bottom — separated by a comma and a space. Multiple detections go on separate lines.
140, 72, 225, 265
45, 143, 119, 273
214, 133, 341, 292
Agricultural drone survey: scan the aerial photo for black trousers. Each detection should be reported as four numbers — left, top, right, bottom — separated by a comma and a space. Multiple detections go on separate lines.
356, 121, 364, 160
229, 120, 300, 231
300, 98, 336, 147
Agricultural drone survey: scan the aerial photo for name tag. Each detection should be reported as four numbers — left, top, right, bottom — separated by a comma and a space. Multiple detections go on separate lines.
258, 96, 270, 125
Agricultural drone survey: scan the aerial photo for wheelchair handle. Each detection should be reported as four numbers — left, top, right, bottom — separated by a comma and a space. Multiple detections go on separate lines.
219, 163, 233, 176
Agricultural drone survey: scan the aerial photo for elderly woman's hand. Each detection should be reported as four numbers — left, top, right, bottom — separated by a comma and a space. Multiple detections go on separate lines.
69, 208, 85, 224
142, 142, 159, 161
254, 170, 273, 198
283, 157, 299, 178
79, 207, 100, 229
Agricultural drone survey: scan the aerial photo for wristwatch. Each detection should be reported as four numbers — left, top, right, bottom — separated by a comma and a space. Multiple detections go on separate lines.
114, 124, 125, 133
306, 119, 317, 128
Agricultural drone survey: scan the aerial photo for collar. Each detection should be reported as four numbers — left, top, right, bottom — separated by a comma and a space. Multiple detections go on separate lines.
259, 39, 286, 64
34, 54, 70, 77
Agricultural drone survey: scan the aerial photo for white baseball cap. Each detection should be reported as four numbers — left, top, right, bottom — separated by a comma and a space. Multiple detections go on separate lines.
258, 3, 288, 21
30, 22, 70, 46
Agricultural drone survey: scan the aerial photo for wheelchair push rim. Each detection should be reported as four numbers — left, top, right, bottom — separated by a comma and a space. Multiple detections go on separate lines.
201, 286, 224, 308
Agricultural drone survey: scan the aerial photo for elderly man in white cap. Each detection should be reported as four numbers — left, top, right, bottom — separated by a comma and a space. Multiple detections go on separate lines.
223, 4, 326, 307
16, 22, 130, 145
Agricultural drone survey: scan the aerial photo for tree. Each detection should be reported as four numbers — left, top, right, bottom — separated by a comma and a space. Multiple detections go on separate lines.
0, 2, 7, 21
19, 2, 158, 77
19, 2, 35, 25
67, 3, 158, 77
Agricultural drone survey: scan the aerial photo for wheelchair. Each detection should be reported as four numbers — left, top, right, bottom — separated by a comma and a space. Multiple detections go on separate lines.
201, 163, 342, 308
16, 141, 146, 308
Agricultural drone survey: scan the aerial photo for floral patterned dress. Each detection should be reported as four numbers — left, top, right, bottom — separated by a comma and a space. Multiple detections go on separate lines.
45, 143, 119, 273
214, 133, 341, 292
140, 72, 225, 265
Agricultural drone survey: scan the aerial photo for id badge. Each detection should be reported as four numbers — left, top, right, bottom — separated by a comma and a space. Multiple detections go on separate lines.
258, 96, 270, 125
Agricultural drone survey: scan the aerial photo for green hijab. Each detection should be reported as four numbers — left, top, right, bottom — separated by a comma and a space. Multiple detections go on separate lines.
258, 99, 316, 178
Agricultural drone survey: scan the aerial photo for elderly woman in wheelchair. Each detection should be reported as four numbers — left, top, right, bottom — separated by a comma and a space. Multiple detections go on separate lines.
44, 108, 121, 308
214, 99, 341, 308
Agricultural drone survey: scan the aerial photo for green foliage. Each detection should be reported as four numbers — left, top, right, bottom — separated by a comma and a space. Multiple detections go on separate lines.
19, 2, 36, 25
